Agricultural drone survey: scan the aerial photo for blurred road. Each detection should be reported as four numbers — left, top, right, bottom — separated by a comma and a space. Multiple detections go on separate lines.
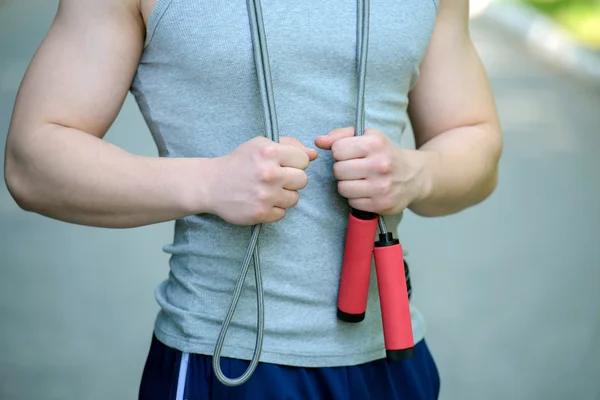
1, 1, 599, 400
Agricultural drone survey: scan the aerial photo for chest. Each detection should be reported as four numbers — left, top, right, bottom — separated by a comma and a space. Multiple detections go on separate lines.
140, 0, 437, 88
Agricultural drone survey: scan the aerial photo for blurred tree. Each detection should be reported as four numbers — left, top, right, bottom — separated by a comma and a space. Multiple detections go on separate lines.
512, 0, 600, 48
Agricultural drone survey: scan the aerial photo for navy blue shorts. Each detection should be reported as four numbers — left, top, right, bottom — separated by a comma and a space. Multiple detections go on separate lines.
139, 335, 440, 399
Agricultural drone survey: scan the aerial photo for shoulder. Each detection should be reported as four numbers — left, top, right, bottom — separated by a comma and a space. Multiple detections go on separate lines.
56, 0, 143, 25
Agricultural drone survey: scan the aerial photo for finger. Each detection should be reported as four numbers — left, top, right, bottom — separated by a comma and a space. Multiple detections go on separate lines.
338, 180, 372, 199
305, 147, 318, 161
263, 207, 287, 223
280, 167, 308, 191
333, 159, 370, 181
279, 137, 319, 161
348, 198, 377, 214
314, 126, 356, 150
331, 136, 369, 161
273, 189, 300, 209
276, 145, 310, 170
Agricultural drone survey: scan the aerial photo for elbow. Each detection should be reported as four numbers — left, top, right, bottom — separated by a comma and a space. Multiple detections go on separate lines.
464, 148, 502, 209
483, 128, 503, 199
4, 146, 38, 212
476, 165, 499, 204
470, 122, 502, 205
466, 154, 501, 210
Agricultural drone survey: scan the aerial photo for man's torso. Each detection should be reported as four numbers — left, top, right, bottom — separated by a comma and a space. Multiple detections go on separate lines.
129, 0, 437, 367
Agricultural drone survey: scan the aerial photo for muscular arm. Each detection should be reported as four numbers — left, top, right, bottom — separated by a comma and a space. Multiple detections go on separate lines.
3, 0, 213, 228
407, 0, 502, 217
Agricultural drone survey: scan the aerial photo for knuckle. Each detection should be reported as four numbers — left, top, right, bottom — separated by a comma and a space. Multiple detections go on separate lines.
274, 209, 287, 222
331, 142, 341, 160
290, 191, 300, 207
332, 162, 342, 179
299, 152, 310, 169
251, 205, 269, 221
378, 180, 392, 195
304, 152, 310, 164
259, 143, 278, 158
258, 165, 279, 183
337, 181, 348, 197
299, 172, 309, 189
256, 189, 272, 203
376, 159, 393, 175
369, 135, 385, 152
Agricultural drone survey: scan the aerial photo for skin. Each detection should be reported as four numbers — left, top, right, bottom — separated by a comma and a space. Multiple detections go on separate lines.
4, 0, 501, 228
315, 0, 502, 217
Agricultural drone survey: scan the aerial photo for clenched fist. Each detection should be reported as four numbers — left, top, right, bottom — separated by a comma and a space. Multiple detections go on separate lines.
208, 136, 318, 225
315, 127, 429, 216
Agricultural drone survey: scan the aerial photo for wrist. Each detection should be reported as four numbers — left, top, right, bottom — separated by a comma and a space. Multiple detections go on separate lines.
177, 157, 219, 216
406, 149, 439, 209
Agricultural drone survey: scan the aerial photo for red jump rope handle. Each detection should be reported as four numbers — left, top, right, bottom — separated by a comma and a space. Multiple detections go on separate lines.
374, 232, 415, 360
337, 209, 378, 323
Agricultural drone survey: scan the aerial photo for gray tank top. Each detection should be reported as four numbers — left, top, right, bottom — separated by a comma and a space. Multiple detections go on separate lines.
130, 0, 438, 367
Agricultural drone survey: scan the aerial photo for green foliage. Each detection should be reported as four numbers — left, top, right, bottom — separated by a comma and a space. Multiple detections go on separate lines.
508, 0, 600, 48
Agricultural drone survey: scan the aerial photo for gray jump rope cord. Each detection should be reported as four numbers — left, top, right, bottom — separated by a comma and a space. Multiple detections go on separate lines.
354, 0, 388, 236
212, 0, 387, 387
212, 0, 272, 387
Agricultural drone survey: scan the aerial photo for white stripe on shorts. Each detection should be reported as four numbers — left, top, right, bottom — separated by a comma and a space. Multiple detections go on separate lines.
175, 352, 190, 400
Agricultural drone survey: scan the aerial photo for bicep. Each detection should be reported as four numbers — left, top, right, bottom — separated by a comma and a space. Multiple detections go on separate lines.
8, 0, 144, 140
408, 0, 500, 148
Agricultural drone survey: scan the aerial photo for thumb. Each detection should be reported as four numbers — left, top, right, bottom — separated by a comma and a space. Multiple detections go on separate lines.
279, 136, 318, 161
314, 126, 356, 150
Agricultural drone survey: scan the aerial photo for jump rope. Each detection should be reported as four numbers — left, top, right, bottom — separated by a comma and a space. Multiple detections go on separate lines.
212, 0, 414, 387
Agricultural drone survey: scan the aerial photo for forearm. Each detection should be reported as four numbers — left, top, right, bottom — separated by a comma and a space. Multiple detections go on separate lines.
408, 122, 502, 217
5, 124, 213, 228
